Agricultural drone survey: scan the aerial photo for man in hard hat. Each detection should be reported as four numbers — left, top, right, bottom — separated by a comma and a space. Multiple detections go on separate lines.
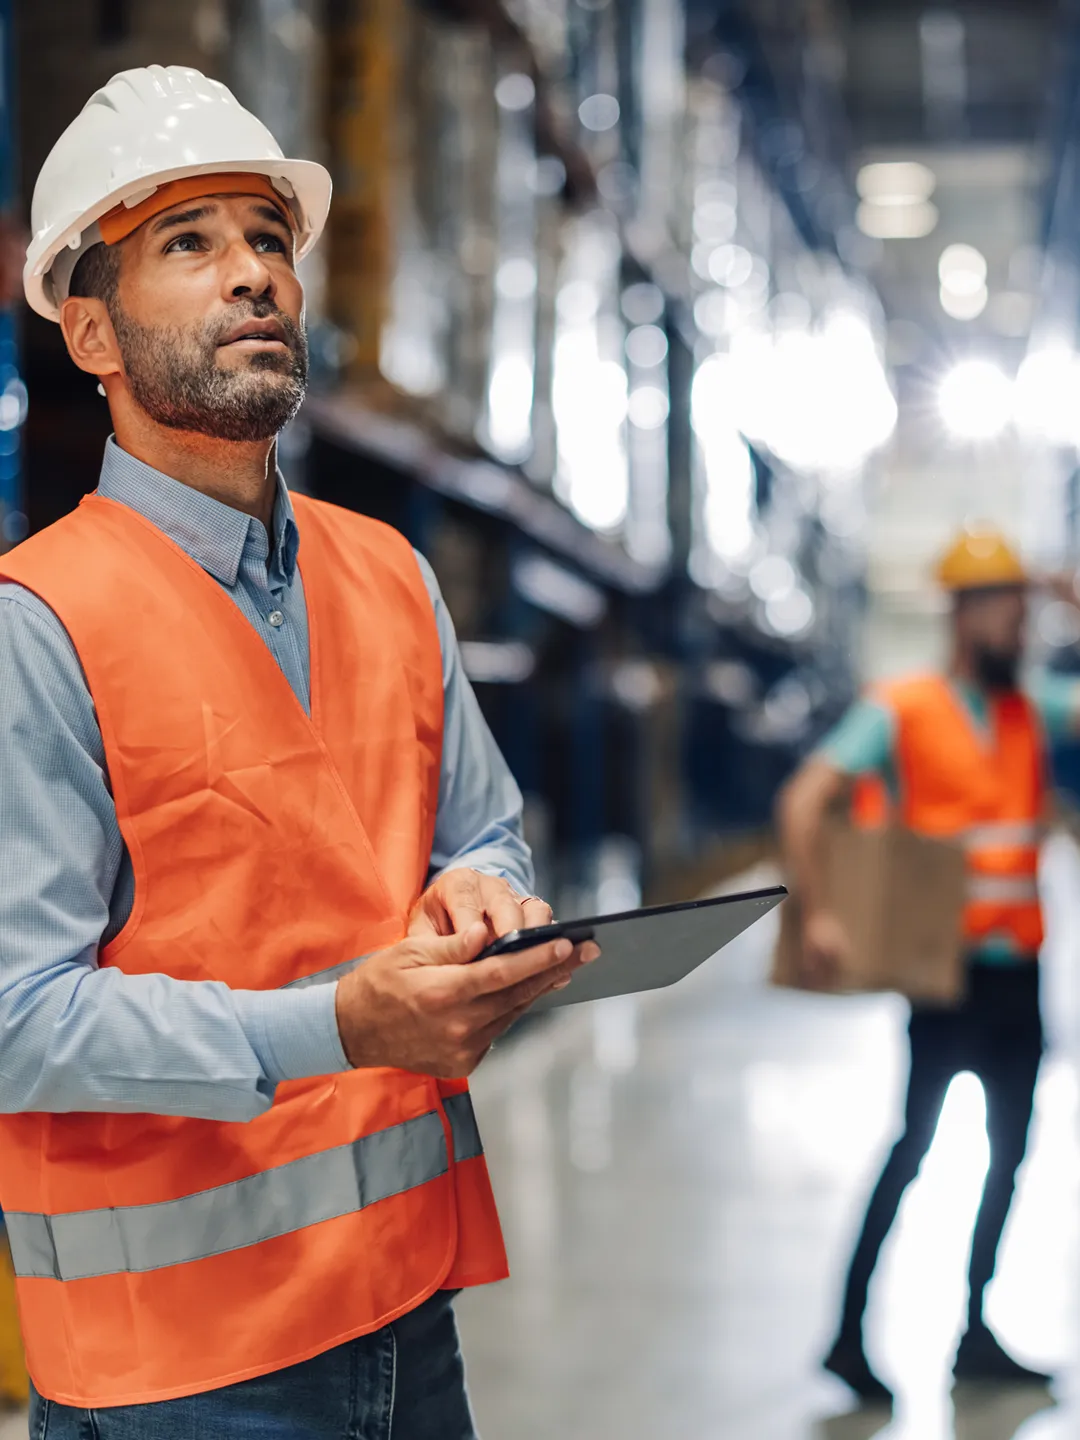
0, 66, 598, 1437
778, 526, 1075, 1406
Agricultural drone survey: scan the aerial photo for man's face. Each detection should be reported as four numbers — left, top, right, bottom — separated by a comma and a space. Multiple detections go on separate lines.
108, 193, 308, 441
955, 586, 1028, 691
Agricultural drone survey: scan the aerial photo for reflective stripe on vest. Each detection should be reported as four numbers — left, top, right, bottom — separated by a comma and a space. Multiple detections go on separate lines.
5, 1094, 485, 1283
967, 874, 1041, 905
444, 1091, 484, 1165
963, 821, 1042, 850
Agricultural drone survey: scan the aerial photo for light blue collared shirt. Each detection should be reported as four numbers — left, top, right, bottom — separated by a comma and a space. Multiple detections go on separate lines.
0, 440, 533, 1122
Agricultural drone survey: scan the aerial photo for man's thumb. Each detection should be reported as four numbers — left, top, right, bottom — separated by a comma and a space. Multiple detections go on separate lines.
419, 921, 489, 966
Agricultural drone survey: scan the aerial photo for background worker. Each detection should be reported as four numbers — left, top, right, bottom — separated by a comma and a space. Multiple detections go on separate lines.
777, 527, 1080, 1408
0, 65, 597, 1438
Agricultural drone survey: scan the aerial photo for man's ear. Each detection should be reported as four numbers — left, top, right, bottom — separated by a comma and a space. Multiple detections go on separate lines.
58, 295, 123, 381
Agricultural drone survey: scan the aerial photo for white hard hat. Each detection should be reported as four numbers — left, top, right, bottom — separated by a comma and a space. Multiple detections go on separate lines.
24, 64, 333, 322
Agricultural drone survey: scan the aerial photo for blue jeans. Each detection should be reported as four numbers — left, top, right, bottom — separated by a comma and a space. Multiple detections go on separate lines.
30, 1290, 478, 1440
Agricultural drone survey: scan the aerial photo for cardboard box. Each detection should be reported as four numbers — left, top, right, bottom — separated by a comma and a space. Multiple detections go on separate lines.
772, 822, 967, 1003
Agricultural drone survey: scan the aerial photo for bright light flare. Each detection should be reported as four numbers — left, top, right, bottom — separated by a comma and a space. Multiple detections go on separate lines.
1014, 348, 1080, 446
937, 359, 1013, 441
691, 354, 756, 563
755, 312, 898, 473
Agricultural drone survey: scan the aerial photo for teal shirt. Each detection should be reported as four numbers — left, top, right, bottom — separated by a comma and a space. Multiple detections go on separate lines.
818, 673, 1080, 963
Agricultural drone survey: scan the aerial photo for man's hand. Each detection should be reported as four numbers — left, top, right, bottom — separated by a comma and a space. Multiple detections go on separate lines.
800, 909, 852, 990
409, 868, 553, 943
335, 922, 595, 1078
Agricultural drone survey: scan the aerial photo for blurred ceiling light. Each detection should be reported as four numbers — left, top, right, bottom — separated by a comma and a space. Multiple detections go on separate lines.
621, 282, 664, 325
486, 355, 534, 460
691, 354, 757, 563
578, 93, 620, 132
741, 257, 771, 305
693, 290, 729, 338
495, 258, 538, 301
596, 161, 636, 206
704, 660, 757, 708
856, 160, 936, 202
458, 640, 536, 684
856, 198, 939, 239
749, 555, 796, 601
512, 553, 607, 628
495, 73, 535, 111
556, 280, 600, 324
691, 242, 717, 280
764, 588, 815, 638
695, 178, 737, 209
553, 330, 629, 531
1013, 348, 1080, 445
938, 359, 1012, 441
627, 385, 670, 430
692, 316, 896, 477
528, 155, 567, 197
625, 324, 668, 368
708, 243, 754, 287
751, 312, 897, 472
693, 200, 737, 243
610, 660, 665, 712
938, 243, 987, 296
939, 283, 988, 321
1037, 601, 1080, 649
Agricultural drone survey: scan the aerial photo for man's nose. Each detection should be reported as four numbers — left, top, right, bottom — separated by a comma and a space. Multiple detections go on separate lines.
224, 242, 275, 301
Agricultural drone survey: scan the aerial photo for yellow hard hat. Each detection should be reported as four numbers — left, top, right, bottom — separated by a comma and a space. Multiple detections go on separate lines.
935, 525, 1027, 591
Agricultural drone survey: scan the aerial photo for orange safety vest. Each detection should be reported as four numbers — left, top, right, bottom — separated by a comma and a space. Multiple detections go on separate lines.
0, 492, 508, 1408
862, 674, 1045, 954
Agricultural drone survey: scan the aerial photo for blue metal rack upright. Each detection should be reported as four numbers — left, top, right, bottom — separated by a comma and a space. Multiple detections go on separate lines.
0, 0, 23, 549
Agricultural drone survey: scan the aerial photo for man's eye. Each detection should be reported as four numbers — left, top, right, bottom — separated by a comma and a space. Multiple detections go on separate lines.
163, 233, 203, 254
254, 234, 288, 255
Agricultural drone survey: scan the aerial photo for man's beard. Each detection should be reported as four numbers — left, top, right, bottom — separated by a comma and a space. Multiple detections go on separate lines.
111, 298, 308, 442
972, 644, 1020, 693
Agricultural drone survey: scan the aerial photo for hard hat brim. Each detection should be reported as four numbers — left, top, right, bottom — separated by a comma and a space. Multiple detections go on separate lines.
24, 157, 332, 322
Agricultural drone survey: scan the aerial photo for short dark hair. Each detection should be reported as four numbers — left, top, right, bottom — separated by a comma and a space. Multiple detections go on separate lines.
67, 241, 120, 311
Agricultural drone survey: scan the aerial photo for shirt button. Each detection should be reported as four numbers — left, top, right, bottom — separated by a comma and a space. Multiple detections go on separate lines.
268, 610, 285, 628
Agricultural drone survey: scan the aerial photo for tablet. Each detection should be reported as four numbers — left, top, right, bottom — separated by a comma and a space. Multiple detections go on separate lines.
478, 886, 787, 1010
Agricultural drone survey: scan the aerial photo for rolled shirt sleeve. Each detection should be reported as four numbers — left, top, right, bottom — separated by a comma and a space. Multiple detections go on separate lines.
0, 586, 347, 1122
815, 697, 897, 778
414, 553, 536, 898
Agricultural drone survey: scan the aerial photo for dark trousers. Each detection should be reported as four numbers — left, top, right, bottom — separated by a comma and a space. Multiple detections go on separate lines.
30, 1290, 477, 1440
836, 963, 1043, 1344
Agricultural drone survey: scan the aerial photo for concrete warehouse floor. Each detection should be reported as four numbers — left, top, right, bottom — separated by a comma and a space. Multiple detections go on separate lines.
457, 848, 1080, 1439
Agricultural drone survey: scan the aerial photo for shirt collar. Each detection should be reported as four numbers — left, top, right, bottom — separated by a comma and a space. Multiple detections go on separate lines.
97, 437, 300, 588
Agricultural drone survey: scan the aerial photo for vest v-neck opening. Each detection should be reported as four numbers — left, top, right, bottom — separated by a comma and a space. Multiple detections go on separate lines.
945, 677, 997, 752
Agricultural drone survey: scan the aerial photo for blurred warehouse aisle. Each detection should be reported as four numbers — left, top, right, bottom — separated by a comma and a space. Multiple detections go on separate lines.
457, 842, 1080, 1440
